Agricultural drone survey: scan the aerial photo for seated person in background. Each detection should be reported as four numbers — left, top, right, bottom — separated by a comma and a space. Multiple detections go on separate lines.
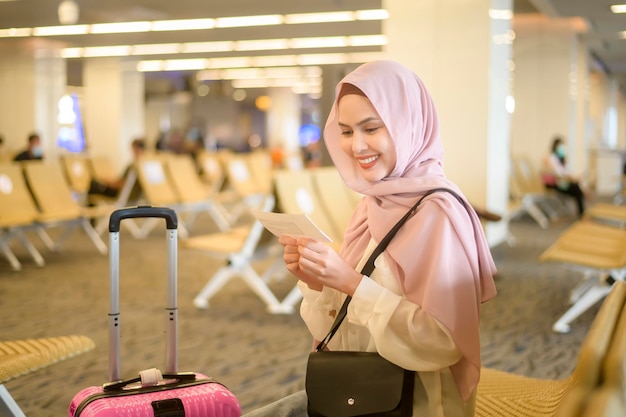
88, 138, 146, 198
13, 132, 43, 161
541, 135, 586, 217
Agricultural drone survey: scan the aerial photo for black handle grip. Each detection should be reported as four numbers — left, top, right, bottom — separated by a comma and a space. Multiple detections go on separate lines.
109, 206, 178, 232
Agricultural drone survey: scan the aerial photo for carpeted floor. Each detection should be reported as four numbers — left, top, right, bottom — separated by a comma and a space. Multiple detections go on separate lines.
0, 210, 602, 416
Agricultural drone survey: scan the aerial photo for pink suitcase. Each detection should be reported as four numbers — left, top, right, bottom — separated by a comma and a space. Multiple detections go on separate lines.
69, 206, 241, 417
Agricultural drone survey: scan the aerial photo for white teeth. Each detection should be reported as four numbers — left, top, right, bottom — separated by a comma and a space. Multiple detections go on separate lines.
360, 156, 378, 164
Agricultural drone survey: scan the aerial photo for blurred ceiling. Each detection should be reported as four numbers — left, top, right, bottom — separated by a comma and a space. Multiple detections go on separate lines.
0, 0, 625, 94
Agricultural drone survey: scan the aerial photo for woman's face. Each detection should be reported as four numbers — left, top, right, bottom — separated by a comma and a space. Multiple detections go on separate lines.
337, 94, 396, 182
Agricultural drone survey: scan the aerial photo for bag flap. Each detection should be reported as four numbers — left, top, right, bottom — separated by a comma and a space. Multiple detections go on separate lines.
306, 351, 407, 417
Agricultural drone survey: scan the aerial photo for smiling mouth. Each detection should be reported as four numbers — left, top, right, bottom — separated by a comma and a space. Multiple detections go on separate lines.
357, 155, 379, 168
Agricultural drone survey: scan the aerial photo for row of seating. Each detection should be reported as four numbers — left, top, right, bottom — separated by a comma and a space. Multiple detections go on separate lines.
514, 197, 626, 411
0, 149, 278, 271
476, 280, 626, 416
539, 203, 626, 333
0, 161, 112, 271
182, 165, 362, 314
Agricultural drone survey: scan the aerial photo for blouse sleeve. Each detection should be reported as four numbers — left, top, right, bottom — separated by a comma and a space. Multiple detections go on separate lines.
349, 277, 462, 371
347, 203, 470, 371
299, 281, 343, 342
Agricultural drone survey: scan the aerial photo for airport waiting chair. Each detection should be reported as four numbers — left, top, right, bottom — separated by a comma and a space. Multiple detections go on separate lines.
272, 168, 343, 249
195, 150, 240, 207
0, 335, 95, 417
219, 152, 274, 225
161, 154, 232, 232
59, 154, 93, 206
246, 149, 274, 196
182, 192, 298, 314
476, 280, 626, 417
132, 155, 193, 238
0, 163, 45, 271
539, 220, 626, 333
509, 155, 572, 228
60, 154, 127, 235
585, 202, 626, 228
310, 166, 361, 239
195, 150, 255, 224
21, 161, 109, 255
580, 386, 625, 417
597, 290, 626, 411
196, 150, 227, 195
86, 154, 139, 208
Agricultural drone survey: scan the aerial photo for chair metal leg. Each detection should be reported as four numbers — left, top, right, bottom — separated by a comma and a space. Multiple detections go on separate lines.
240, 262, 287, 314
80, 219, 108, 254
206, 204, 232, 232
0, 385, 26, 417
279, 285, 303, 314
193, 266, 236, 309
568, 272, 597, 304
0, 240, 21, 271
522, 196, 550, 228
35, 226, 58, 251
13, 230, 45, 267
552, 281, 614, 333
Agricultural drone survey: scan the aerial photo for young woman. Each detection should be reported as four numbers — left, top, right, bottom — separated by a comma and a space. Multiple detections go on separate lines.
274, 60, 498, 416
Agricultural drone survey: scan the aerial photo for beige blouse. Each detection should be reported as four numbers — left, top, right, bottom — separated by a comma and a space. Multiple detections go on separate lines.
299, 239, 477, 417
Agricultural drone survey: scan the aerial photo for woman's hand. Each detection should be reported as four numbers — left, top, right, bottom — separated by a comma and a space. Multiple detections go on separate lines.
280, 236, 363, 296
279, 235, 323, 291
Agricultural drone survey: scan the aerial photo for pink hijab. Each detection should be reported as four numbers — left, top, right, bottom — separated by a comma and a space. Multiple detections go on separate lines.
324, 60, 497, 400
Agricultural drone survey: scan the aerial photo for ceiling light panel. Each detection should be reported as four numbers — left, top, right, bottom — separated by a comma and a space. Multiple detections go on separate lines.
91, 21, 152, 34
151, 19, 215, 31
284, 11, 355, 24
132, 43, 181, 55
0, 27, 31, 37
290, 37, 348, 49
61, 48, 82, 58
355, 9, 389, 20
163, 59, 208, 71
33, 25, 89, 36
83, 45, 131, 57
215, 14, 283, 28
611, 4, 626, 13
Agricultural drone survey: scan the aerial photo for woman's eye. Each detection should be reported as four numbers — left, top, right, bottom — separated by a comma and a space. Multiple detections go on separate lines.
340, 130, 352, 136
364, 126, 380, 134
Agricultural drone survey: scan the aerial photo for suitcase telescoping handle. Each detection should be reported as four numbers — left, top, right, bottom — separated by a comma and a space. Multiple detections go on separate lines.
108, 206, 179, 383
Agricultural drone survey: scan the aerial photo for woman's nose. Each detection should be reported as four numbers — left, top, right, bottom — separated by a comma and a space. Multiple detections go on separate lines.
352, 132, 367, 153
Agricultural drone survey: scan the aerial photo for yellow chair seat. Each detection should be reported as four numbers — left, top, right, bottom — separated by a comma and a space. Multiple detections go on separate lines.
0, 335, 95, 383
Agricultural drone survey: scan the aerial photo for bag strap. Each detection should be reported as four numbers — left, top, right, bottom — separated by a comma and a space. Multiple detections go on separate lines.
315, 187, 469, 351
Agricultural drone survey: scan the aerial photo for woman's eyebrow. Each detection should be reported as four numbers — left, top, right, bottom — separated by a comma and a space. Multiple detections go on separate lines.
338, 117, 380, 127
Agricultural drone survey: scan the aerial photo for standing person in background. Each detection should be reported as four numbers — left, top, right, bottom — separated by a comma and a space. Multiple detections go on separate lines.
541, 135, 586, 217
245, 60, 498, 416
13, 132, 43, 161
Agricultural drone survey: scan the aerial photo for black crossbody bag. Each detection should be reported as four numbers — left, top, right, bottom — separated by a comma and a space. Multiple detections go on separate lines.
305, 188, 469, 417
